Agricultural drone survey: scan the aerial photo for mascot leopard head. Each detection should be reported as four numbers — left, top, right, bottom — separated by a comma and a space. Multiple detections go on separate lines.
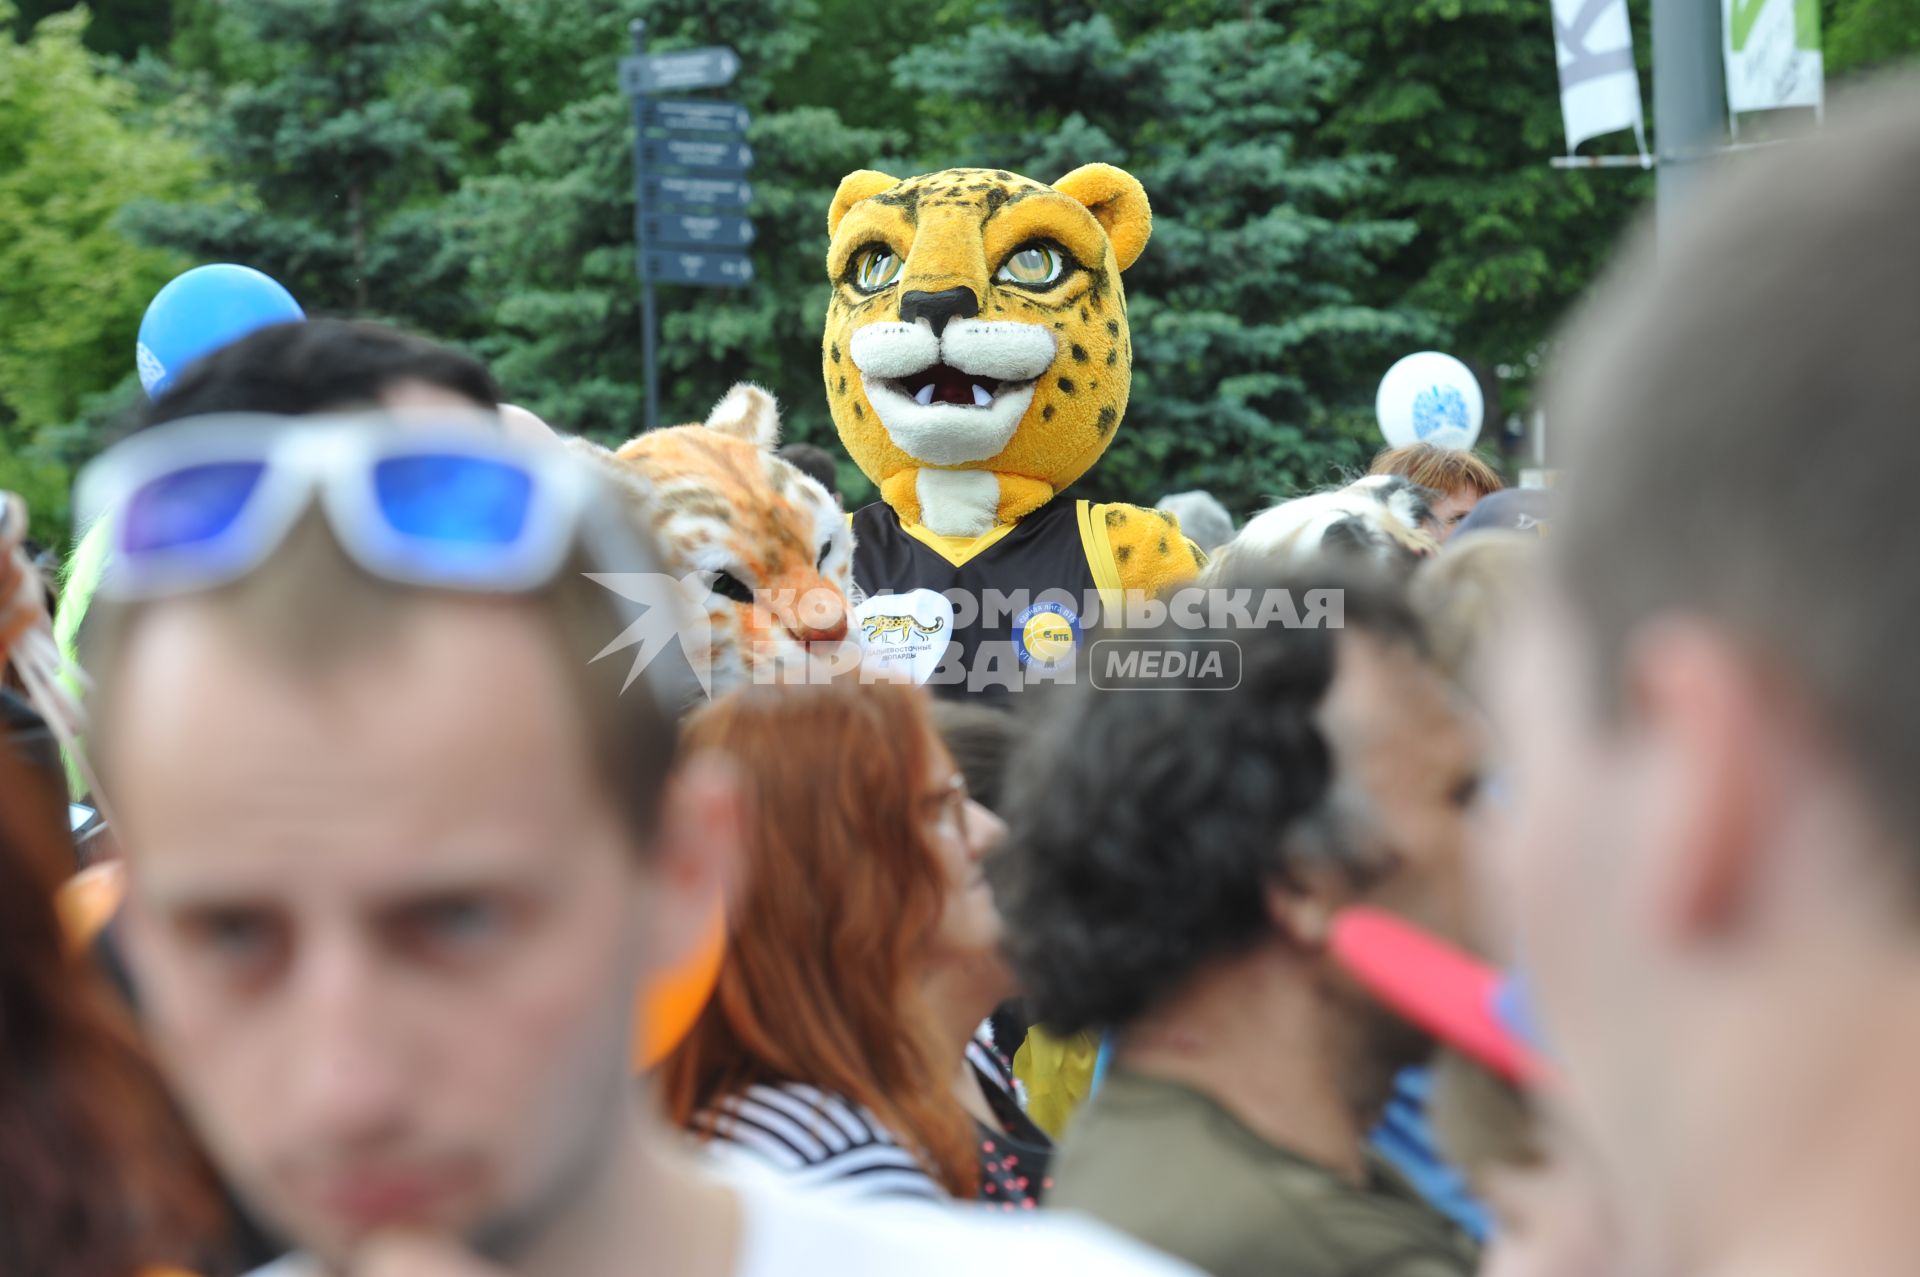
823, 164, 1150, 539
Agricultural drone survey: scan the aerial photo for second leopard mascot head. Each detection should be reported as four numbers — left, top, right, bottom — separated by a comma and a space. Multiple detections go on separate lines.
823, 164, 1203, 598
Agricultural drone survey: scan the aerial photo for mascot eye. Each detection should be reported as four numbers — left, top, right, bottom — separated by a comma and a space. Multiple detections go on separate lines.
851, 246, 903, 293
995, 244, 1066, 287
709, 571, 755, 604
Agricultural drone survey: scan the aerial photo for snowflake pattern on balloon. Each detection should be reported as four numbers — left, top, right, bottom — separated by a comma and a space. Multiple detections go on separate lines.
1411, 385, 1469, 441
135, 342, 169, 395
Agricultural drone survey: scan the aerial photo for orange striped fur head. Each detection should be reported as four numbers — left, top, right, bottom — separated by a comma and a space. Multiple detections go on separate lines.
569, 384, 856, 694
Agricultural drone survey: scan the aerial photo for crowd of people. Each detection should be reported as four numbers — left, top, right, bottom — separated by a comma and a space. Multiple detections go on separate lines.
6, 73, 1920, 1277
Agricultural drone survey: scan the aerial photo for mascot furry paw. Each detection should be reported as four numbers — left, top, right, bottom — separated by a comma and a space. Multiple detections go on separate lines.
823, 164, 1204, 697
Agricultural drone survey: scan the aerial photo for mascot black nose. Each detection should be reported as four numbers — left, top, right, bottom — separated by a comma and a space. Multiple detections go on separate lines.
899, 287, 979, 338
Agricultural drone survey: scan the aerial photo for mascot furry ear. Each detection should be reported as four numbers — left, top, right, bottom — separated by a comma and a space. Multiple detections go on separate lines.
694, 381, 781, 450
829, 170, 899, 238
1052, 164, 1150, 271
823, 162, 1204, 703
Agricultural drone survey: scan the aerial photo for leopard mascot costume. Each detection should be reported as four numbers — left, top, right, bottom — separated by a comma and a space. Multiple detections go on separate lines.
825, 163, 1202, 1123
824, 163, 1203, 700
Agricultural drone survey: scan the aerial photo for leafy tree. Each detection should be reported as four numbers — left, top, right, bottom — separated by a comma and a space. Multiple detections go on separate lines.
1281, 0, 1654, 436
440, 0, 637, 158
121, 0, 472, 331
0, 2, 206, 529
1824, 0, 1920, 74
456, 0, 906, 503
895, 0, 1437, 514
10, 0, 170, 57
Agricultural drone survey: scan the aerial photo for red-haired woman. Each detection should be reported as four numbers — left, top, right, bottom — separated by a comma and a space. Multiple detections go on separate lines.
659, 678, 1005, 1201
1, 492, 221, 1276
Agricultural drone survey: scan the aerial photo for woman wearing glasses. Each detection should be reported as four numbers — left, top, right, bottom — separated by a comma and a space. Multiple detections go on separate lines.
658, 679, 1007, 1202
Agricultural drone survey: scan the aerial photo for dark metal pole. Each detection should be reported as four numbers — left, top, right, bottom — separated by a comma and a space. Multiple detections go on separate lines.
629, 19, 660, 433
1652, 0, 1727, 240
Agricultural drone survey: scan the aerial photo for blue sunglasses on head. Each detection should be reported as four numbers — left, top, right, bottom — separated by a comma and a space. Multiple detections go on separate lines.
76, 414, 653, 601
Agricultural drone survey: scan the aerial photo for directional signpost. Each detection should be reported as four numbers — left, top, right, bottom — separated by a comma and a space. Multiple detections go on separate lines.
641, 175, 753, 208
641, 137, 755, 174
622, 21, 755, 432
648, 251, 755, 287
620, 45, 741, 94
644, 212, 756, 250
641, 100, 750, 134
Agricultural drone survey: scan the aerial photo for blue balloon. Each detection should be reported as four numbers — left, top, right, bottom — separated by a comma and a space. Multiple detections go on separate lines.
136, 264, 304, 397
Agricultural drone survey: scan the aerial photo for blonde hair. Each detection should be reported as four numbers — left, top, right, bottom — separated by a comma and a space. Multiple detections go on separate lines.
1408, 531, 1539, 696
1371, 443, 1505, 499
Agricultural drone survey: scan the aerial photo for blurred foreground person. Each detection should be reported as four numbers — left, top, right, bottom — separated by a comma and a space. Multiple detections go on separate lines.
993, 573, 1480, 1277
660, 680, 1000, 1203
1494, 82, 1920, 1277
79, 415, 1193, 1277
1369, 445, 1504, 542
1, 496, 222, 1277
1409, 531, 1540, 701
0, 749, 223, 1277
56, 318, 509, 792
1330, 910, 1614, 1277
137, 317, 502, 427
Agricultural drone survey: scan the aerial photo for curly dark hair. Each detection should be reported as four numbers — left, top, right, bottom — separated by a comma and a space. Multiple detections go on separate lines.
989, 569, 1424, 1034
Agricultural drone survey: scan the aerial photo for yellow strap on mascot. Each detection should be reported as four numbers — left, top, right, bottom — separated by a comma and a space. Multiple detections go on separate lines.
825, 164, 1204, 706
825, 164, 1201, 1120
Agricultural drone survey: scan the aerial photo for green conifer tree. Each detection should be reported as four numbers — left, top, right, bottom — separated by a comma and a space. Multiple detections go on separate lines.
896, 0, 1438, 515
1282, 0, 1652, 426
456, 0, 904, 504
122, 0, 471, 331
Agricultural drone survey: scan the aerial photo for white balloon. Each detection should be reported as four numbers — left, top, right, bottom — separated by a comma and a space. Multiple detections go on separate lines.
1375, 352, 1484, 450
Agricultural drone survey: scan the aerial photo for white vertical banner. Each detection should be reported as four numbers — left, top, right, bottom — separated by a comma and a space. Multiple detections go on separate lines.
1550, 0, 1650, 158
1724, 0, 1823, 116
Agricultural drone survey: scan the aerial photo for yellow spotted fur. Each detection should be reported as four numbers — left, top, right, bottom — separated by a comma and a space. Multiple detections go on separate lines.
823, 164, 1203, 595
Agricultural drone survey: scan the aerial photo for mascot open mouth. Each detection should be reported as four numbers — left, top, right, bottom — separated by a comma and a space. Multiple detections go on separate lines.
883, 363, 1007, 408
850, 319, 1056, 466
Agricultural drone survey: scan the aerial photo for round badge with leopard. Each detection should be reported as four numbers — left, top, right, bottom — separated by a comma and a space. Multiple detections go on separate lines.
825, 163, 1206, 699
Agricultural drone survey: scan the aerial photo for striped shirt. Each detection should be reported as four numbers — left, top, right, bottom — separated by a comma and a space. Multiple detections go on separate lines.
695, 1081, 945, 1202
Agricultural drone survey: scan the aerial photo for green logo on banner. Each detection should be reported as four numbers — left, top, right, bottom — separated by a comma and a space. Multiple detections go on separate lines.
1729, 0, 1821, 53
1795, 0, 1820, 52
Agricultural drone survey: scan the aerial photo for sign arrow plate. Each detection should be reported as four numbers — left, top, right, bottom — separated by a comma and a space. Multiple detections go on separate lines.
643, 212, 756, 249
641, 137, 753, 174
647, 250, 754, 288
643, 175, 753, 209
620, 46, 740, 94
641, 99, 751, 134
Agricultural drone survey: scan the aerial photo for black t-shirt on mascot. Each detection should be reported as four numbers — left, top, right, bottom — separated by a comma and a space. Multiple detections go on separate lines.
852, 498, 1104, 705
